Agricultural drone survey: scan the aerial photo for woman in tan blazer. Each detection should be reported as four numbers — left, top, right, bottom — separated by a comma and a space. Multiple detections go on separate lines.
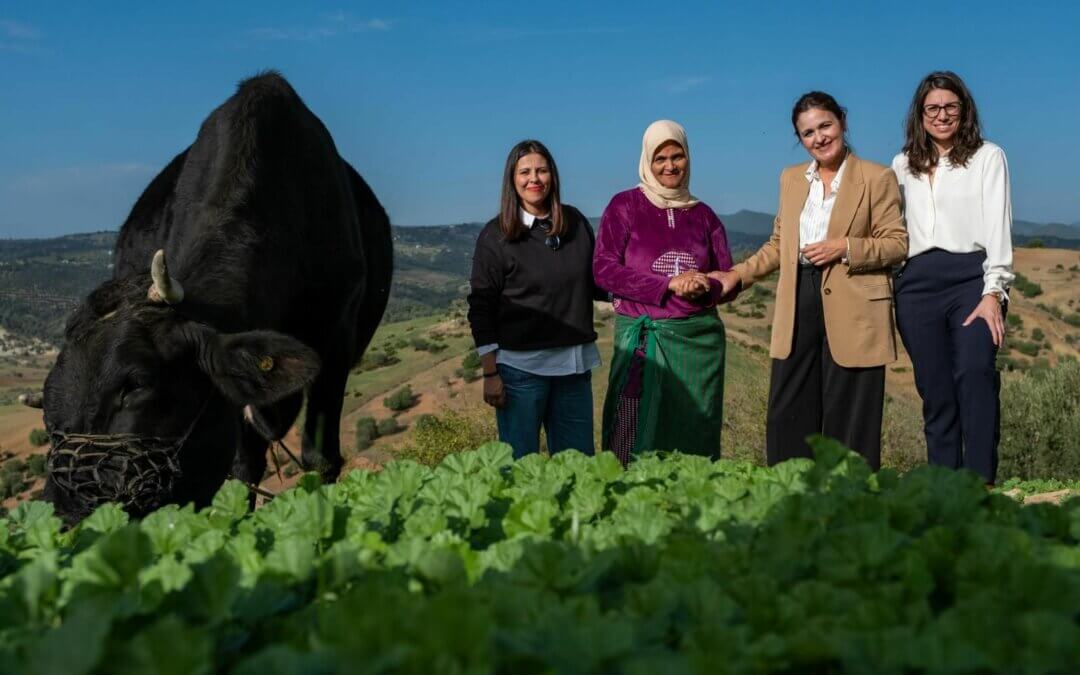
713, 91, 907, 469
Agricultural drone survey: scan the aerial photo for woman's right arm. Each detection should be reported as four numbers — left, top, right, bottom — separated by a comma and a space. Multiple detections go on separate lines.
467, 233, 507, 407
732, 170, 786, 288
466, 233, 502, 351
593, 197, 671, 306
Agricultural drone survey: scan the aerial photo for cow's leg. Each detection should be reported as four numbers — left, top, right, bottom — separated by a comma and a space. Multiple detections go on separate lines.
232, 422, 270, 509
301, 361, 348, 482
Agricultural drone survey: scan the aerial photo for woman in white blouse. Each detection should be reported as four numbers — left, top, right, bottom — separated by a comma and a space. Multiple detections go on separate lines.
892, 71, 1013, 486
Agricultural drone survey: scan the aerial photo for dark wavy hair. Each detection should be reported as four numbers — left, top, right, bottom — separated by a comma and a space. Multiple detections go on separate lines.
902, 71, 983, 177
498, 140, 564, 241
790, 91, 848, 137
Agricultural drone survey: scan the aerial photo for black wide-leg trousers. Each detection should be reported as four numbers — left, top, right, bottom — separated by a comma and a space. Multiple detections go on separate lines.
894, 249, 1000, 484
766, 265, 885, 470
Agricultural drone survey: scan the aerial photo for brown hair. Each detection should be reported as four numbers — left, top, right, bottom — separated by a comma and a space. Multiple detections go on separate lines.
791, 91, 848, 137
902, 71, 983, 177
498, 140, 564, 241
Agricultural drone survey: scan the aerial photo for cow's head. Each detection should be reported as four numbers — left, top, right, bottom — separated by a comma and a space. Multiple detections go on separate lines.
35, 250, 319, 523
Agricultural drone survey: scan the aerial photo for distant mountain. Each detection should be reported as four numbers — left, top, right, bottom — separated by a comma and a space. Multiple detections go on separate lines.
1015, 234, 1080, 250
719, 210, 776, 236
1, 214, 1075, 345
1013, 220, 1080, 241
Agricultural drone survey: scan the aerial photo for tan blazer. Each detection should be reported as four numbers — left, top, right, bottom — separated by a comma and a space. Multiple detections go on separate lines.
732, 154, 907, 368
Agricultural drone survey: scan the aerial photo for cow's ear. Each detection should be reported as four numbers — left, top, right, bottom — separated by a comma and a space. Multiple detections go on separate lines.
196, 329, 321, 406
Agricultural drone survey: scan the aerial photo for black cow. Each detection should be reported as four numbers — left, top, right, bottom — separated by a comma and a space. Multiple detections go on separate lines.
33, 72, 392, 523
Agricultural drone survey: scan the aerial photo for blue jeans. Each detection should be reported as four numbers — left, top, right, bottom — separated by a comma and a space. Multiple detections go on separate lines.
495, 364, 594, 459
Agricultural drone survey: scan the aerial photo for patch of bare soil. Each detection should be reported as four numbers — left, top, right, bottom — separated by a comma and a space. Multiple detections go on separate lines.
1003, 488, 1076, 506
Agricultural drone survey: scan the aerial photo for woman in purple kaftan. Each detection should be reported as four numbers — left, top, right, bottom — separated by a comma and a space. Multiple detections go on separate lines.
594, 120, 736, 465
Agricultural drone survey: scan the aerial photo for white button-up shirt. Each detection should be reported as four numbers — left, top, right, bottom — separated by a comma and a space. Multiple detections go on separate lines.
891, 142, 1014, 298
798, 156, 847, 263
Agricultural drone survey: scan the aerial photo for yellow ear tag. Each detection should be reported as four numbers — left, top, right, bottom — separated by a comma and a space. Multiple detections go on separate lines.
258, 356, 275, 372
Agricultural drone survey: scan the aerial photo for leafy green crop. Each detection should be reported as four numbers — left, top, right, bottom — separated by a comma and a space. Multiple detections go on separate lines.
1, 437, 1077, 674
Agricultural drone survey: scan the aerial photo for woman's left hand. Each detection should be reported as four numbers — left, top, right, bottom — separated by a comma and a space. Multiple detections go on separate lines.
800, 238, 847, 266
962, 294, 1005, 347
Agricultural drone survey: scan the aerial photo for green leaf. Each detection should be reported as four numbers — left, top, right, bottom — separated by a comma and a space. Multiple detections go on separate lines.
140, 505, 205, 556
172, 552, 243, 624
231, 646, 337, 675
590, 451, 627, 482
263, 536, 315, 582
206, 480, 250, 528
106, 615, 213, 675
502, 497, 558, 538
79, 503, 130, 535
20, 600, 113, 675
7, 501, 63, 551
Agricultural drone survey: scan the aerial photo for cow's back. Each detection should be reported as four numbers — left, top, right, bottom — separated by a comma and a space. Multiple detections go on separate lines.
111, 73, 383, 347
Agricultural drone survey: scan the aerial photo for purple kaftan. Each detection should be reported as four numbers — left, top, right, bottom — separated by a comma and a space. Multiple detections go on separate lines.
593, 188, 735, 317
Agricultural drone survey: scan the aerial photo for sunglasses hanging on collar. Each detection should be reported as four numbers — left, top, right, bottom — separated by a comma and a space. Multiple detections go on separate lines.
534, 218, 560, 251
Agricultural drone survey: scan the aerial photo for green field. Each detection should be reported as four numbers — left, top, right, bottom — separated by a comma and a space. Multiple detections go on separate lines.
1, 443, 1076, 674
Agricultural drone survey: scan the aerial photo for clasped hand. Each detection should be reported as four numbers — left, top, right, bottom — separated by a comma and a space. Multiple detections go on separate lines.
667, 271, 710, 298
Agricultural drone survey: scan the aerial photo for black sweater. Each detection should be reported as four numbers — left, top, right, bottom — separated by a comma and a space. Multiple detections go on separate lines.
467, 205, 602, 351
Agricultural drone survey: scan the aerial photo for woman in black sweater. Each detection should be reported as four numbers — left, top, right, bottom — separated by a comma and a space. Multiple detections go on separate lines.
467, 140, 602, 458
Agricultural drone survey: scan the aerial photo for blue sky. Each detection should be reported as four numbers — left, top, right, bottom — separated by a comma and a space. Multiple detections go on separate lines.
2, 1, 1079, 237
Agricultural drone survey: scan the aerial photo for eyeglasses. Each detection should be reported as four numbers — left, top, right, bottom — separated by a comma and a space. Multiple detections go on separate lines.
923, 102, 962, 118
535, 219, 560, 251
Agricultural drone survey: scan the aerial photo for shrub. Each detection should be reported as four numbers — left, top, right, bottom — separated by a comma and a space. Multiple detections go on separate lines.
28, 428, 49, 447
880, 394, 927, 474
1066, 313, 1080, 328
461, 351, 482, 371
0, 473, 27, 499
1025, 238, 1044, 248
1014, 341, 1040, 357
1030, 327, 1045, 342
458, 351, 482, 382
360, 350, 400, 371
1012, 273, 1043, 298
383, 385, 418, 412
999, 359, 1080, 480
457, 368, 481, 383
1006, 313, 1023, 328
376, 417, 403, 436
1, 459, 26, 479
396, 408, 497, 466
355, 417, 379, 451
996, 355, 1022, 372
26, 454, 47, 478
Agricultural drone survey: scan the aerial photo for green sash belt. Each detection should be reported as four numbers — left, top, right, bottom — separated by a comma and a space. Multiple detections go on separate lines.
602, 311, 726, 458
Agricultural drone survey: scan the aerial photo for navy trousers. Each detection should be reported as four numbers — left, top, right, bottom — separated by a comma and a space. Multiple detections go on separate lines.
495, 364, 594, 459
894, 249, 1001, 483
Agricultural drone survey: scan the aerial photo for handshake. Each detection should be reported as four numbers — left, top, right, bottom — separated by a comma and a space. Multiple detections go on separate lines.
667, 270, 741, 298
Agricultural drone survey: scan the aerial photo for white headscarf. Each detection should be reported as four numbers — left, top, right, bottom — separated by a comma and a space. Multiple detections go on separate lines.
637, 119, 699, 210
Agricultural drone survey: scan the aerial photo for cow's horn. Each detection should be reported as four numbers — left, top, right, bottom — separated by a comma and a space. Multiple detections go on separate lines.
148, 249, 184, 304
18, 392, 43, 409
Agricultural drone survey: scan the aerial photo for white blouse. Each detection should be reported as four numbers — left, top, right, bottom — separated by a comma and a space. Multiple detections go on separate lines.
798, 157, 847, 263
891, 142, 1014, 298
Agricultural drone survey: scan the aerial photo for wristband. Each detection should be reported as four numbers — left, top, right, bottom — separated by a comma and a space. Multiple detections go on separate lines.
482, 371, 499, 378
